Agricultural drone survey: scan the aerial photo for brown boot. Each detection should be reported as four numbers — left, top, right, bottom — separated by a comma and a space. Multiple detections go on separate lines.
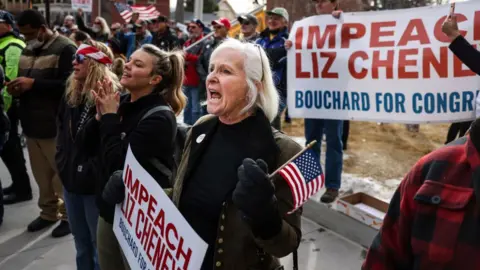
321, 188, 339, 204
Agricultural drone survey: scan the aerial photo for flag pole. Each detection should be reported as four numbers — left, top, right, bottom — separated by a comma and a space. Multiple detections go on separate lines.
268, 140, 318, 179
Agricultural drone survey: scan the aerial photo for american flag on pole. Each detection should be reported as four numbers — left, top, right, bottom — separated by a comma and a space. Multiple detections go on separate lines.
114, 3, 160, 23
278, 149, 324, 213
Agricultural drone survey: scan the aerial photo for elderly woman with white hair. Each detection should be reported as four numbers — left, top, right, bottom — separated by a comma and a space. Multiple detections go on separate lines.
171, 38, 302, 269
75, 9, 110, 43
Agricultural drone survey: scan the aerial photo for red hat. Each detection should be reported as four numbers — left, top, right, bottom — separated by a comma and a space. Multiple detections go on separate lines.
212, 18, 231, 30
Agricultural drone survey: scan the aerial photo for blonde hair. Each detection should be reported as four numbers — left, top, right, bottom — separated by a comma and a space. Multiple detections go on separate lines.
210, 39, 279, 122
96, 17, 111, 37
112, 57, 125, 81
65, 41, 121, 107
140, 44, 187, 116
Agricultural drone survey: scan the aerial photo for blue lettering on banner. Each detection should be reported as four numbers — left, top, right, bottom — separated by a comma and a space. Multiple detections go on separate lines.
294, 90, 477, 115
295, 90, 370, 111
119, 218, 139, 258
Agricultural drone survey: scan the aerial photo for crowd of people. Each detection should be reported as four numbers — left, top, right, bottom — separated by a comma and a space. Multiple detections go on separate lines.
0, 0, 477, 269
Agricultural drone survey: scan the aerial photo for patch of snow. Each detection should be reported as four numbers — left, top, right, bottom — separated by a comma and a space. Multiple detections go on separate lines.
291, 136, 399, 203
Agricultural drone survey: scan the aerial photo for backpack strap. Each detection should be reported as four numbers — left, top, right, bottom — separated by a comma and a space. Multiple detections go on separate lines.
138, 105, 176, 180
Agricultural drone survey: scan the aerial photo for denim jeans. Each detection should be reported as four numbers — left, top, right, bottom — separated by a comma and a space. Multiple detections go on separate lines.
64, 188, 100, 270
304, 119, 343, 190
183, 86, 202, 125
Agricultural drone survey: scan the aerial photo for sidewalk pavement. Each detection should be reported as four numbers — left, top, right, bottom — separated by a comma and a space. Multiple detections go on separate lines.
0, 150, 364, 270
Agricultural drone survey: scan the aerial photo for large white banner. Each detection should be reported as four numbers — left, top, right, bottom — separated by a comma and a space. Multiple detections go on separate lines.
71, 0, 92, 12
287, 2, 480, 123
113, 147, 207, 270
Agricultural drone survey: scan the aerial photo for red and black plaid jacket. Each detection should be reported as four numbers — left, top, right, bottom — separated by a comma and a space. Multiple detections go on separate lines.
363, 134, 480, 270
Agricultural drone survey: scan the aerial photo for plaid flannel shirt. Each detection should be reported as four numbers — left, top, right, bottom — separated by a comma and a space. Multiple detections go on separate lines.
363, 135, 480, 270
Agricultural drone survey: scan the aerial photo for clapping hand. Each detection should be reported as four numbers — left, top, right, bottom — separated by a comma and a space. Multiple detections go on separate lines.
91, 78, 119, 120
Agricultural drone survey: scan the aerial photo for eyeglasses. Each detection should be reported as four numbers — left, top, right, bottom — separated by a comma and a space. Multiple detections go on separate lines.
254, 44, 264, 81
241, 21, 251, 26
73, 54, 86, 64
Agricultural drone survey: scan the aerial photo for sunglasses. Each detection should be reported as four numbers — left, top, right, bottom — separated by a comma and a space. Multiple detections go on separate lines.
73, 54, 86, 64
241, 21, 251, 26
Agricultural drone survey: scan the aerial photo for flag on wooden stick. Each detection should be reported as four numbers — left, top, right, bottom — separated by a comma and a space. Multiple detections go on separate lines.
269, 141, 324, 213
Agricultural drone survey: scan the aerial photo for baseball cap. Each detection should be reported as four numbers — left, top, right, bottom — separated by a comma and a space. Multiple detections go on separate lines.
237, 14, 258, 26
266, 7, 289, 22
0, 11, 15, 26
188, 19, 205, 30
134, 19, 146, 28
157, 15, 169, 23
211, 18, 231, 30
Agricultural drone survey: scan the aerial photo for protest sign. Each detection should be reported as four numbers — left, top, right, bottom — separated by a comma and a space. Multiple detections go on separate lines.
71, 0, 92, 12
287, 1, 480, 123
113, 147, 207, 270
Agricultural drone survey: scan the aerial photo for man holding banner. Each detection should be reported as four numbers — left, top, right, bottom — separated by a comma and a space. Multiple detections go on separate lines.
359, 2, 480, 269
285, 0, 343, 204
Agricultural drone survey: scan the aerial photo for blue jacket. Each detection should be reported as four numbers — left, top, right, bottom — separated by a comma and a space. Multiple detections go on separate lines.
126, 32, 153, 59
256, 27, 289, 101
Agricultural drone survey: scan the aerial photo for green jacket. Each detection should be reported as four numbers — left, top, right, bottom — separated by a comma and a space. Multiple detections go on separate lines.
0, 34, 25, 111
172, 113, 303, 269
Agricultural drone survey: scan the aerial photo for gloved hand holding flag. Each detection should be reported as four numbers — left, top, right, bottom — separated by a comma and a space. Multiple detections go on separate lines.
269, 141, 325, 213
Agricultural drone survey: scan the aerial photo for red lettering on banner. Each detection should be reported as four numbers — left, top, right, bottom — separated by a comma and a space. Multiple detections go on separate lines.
341, 23, 366, 49
312, 52, 319, 78
454, 47, 477, 77
146, 228, 159, 262
141, 216, 153, 250
295, 26, 303, 49
348, 51, 368, 79
370, 21, 396, 47
372, 50, 394, 79
166, 223, 179, 250
153, 239, 167, 270
161, 249, 176, 270
307, 25, 336, 49
139, 185, 149, 205
147, 195, 158, 221
423, 47, 448, 78
475, 11, 480, 40
136, 209, 145, 238
398, 49, 419, 79
320, 52, 338, 78
434, 14, 467, 43
175, 237, 193, 269
296, 53, 310, 78
398, 19, 430, 46
154, 209, 166, 237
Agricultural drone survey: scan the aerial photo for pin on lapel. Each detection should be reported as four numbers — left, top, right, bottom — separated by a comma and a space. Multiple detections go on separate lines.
196, 134, 206, 144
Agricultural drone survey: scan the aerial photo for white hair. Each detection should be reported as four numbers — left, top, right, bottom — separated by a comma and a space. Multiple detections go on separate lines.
96, 17, 111, 36
210, 38, 279, 122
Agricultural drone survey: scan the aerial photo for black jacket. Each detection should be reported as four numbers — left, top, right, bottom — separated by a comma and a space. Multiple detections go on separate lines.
87, 93, 177, 223
152, 28, 180, 52
197, 37, 224, 101
449, 35, 480, 75
56, 98, 100, 195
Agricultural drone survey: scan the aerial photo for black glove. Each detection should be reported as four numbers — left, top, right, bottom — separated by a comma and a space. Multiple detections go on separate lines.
232, 158, 282, 239
102, 170, 125, 205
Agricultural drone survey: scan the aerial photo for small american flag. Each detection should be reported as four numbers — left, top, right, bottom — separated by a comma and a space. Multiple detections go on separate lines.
114, 3, 160, 23
278, 149, 324, 212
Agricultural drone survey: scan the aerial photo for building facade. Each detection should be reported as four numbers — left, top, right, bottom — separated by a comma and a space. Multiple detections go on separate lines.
2, 0, 170, 26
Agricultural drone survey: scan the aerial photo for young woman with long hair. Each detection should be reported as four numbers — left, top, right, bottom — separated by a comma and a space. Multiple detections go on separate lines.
56, 40, 121, 270
85, 44, 186, 270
